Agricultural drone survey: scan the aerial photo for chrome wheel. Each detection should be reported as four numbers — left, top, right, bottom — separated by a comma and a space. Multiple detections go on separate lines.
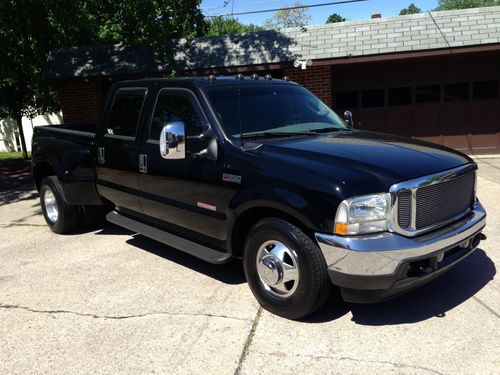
256, 240, 300, 299
43, 189, 59, 223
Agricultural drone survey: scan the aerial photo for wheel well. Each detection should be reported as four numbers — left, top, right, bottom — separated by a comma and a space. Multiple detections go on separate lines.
33, 162, 55, 191
230, 207, 313, 259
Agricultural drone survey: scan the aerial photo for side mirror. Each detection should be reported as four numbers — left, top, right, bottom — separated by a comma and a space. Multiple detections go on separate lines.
344, 110, 354, 128
190, 127, 218, 161
160, 122, 185, 160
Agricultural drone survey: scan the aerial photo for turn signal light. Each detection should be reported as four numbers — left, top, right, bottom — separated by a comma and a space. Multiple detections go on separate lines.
335, 223, 348, 235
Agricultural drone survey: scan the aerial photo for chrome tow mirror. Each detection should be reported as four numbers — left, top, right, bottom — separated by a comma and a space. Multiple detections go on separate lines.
344, 110, 354, 128
160, 122, 185, 160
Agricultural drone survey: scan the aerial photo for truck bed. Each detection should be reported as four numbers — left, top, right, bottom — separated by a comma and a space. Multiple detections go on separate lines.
31, 123, 100, 204
35, 123, 97, 138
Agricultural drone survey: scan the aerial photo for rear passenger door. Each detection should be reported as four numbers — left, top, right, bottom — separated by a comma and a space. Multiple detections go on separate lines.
96, 87, 148, 215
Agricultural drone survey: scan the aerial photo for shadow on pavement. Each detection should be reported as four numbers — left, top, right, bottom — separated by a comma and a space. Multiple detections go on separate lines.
0, 182, 37, 206
0, 158, 32, 192
0, 156, 36, 206
124, 234, 246, 285
306, 249, 495, 325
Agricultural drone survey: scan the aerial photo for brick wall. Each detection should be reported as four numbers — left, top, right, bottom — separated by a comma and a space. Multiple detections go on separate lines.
283, 65, 332, 107
56, 82, 104, 125
55, 66, 333, 125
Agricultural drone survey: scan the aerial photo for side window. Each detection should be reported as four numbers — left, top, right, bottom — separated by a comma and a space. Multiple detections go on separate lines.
149, 92, 204, 140
107, 89, 147, 137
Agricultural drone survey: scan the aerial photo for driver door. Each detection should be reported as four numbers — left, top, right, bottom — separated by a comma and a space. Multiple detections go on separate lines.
138, 88, 223, 240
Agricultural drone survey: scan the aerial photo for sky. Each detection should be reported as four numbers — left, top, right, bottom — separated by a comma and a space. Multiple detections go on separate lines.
200, 0, 441, 25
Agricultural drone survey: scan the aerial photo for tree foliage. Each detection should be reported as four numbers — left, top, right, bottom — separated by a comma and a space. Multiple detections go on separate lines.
205, 17, 263, 36
399, 3, 422, 15
263, 1, 312, 29
0, 0, 205, 158
89, 1, 205, 65
326, 13, 347, 23
435, 0, 500, 10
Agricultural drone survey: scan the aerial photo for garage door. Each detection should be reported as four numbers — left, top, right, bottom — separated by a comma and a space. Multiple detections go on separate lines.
333, 53, 500, 155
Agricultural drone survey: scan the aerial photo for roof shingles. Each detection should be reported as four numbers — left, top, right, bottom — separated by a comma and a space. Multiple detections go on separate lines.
46, 6, 500, 79
175, 6, 500, 69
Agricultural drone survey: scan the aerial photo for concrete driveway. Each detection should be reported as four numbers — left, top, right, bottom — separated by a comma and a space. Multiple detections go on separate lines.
0, 158, 498, 374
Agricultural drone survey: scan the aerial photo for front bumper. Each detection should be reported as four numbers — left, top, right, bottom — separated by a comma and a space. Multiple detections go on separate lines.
315, 202, 487, 303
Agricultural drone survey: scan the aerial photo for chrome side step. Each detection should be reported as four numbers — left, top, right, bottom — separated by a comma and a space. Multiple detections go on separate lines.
106, 211, 232, 264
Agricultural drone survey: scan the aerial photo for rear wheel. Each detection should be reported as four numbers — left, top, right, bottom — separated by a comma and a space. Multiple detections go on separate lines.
243, 218, 331, 319
40, 176, 78, 234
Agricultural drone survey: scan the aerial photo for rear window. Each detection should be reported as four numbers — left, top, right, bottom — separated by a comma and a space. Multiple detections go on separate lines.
107, 88, 147, 137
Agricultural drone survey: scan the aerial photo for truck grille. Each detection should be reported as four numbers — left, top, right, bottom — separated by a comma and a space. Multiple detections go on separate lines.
397, 190, 412, 228
415, 171, 475, 229
395, 169, 476, 234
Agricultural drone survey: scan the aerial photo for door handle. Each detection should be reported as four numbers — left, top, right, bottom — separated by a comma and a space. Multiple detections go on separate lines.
97, 147, 105, 164
138, 154, 147, 173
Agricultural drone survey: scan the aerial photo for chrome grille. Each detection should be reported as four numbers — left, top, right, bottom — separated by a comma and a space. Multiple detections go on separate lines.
391, 166, 476, 236
397, 190, 412, 228
415, 171, 475, 229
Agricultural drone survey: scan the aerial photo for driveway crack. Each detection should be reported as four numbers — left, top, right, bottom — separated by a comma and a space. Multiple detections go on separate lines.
0, 303, 252, 322
256, 351, 445, 375
234, 306, 262, 375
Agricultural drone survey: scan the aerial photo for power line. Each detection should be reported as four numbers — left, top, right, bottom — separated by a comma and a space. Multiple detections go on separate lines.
205, 0, 368, 18
428, 10, 452, 50
204, 1, 231, 11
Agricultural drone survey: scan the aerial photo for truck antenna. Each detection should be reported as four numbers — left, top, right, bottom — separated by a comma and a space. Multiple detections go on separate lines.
237, 78, 244, 148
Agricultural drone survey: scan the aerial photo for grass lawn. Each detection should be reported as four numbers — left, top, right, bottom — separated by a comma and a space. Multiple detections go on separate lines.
0, 151, 30, 162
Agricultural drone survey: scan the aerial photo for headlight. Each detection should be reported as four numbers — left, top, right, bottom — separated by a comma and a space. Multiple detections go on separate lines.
334, 193, 391, 235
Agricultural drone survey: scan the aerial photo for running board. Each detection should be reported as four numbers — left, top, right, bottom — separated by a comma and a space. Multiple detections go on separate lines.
106, 211, 232, 264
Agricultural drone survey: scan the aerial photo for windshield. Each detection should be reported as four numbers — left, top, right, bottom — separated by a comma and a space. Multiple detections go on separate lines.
204, 83, 348, 139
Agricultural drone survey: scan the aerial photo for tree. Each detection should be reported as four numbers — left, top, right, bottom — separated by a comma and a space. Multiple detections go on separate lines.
89, 1, 206, 66
0, 1, 94, 158
435, 0, 500, 10
205, 17, 263, 36
0, 0, 205, 159
326, 13, 347, 23
263, 1, 312, 29
399, 3, 422, 15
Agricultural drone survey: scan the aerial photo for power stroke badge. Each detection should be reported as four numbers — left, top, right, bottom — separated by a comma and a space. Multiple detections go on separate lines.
222, 173, 242, 184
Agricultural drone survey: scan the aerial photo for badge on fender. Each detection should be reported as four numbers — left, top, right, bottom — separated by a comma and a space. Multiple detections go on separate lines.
222, 173, 242, 184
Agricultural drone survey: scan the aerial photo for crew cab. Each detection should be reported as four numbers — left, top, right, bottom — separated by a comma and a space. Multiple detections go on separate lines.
32, 76, 487, 319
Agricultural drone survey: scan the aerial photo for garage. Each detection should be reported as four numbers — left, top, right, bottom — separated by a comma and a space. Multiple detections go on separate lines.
333, 52, 500, 154
46, 6, 500, 155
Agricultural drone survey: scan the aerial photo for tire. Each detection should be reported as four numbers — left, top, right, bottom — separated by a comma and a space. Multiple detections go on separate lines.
40, 176, 78, 234
243, 218, 331, 320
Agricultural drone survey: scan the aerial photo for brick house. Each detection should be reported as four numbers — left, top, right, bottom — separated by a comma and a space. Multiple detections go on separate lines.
45, 6, 500, 154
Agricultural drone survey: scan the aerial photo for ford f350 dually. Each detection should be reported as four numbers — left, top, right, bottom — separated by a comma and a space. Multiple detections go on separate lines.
32, 76, 487, 319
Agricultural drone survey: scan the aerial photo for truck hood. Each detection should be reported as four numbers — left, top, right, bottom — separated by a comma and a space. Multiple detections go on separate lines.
252, 130, 472, 193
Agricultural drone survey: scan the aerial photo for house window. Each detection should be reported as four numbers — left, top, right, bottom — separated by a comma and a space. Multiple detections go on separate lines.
388, 87, 412, 106
335, 91, 358, 109
362, 89, 384, 108
416, 85, 441, 103
473, 80, 498, 101
444, 82, 469, 102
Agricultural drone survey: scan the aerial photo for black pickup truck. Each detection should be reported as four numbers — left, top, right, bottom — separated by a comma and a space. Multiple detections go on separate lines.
32, 76, 487, 319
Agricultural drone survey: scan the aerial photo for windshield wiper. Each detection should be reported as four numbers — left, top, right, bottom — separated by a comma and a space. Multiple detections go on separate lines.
239, 131, 316, 139
309, 127, 347, 134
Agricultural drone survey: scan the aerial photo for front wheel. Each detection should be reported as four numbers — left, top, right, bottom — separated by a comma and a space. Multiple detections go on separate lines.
243, 218, 331, 319
40, 176, 78, 234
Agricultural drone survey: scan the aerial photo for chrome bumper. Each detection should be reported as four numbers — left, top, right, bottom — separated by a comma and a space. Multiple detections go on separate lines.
315, 202, 486, 295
